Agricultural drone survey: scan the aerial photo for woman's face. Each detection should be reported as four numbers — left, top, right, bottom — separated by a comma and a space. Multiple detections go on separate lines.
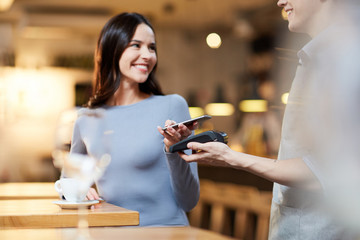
119, 23, 157, 85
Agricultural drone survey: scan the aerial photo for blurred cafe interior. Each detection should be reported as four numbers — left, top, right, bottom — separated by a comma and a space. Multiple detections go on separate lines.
0, 0, 311, 239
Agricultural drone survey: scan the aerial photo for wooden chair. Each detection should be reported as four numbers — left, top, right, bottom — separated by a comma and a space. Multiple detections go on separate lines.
253, 191, 273, 240
188, 179, 272, 240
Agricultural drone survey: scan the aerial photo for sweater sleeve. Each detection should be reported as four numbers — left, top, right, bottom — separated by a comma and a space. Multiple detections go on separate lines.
60, 115, 87, 179
70, 116, 87, 155
165, 94, 200, 212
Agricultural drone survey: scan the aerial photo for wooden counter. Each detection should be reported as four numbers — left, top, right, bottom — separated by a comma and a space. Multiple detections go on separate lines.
0, 182, 59, 200
0, 226, 234, 240
0, 199, 139, 228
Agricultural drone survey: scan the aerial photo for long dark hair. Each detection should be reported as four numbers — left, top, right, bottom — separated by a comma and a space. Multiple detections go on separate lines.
87, 12, 163, 108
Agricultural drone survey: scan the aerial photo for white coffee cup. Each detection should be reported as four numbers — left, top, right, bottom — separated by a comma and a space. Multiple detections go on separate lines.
54, 178, 89, 202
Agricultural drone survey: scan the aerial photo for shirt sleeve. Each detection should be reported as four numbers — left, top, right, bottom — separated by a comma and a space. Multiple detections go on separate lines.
302, 155, 326, 190
164, 94, 200, 212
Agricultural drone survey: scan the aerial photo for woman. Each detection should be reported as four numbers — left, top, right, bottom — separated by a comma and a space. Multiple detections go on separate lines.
70, 12, 199, 226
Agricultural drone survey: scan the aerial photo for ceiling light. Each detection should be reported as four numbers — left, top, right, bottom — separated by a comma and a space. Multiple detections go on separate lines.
205, 85, 234, 116
205, 103, 234, 116
206, 33, 222, 49
239, 99, 267, 113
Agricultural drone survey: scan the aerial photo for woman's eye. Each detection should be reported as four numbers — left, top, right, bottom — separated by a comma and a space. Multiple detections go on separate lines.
149, 45, 156, 51
130, 43, 140, 48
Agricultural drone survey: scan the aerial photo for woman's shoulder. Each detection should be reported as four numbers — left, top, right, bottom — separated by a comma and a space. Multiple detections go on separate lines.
152, 94, 186, 104
76, 107, 106, 118
73, 107, 108, 127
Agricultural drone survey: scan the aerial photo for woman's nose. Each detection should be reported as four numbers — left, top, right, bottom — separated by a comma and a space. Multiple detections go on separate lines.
140, 47, 152, 59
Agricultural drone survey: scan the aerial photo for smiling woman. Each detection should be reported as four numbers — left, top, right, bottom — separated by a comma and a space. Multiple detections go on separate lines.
87, 13, 163, 108
118, 23, 157, 92
66, 12, 200, 226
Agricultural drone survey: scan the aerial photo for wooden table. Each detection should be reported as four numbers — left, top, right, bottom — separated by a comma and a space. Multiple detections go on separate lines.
0, 182, 59, 200
0, 199, 139, 228
0, 226, 234, 240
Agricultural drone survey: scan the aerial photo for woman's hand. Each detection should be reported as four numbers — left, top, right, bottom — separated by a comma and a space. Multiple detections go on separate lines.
157, 120, 197, 152
86, 187, 100, 201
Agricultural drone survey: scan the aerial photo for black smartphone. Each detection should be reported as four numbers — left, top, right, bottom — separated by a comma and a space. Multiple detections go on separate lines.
162, 115, 212, 131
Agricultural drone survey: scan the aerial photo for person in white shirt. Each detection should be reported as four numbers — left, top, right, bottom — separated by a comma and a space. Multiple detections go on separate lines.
178, 0, 360, 239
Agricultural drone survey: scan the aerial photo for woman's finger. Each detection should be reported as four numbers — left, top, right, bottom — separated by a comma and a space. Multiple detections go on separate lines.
86, 187, 99, 200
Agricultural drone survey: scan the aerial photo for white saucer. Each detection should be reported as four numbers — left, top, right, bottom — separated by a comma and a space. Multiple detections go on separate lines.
53, 200, 99, 209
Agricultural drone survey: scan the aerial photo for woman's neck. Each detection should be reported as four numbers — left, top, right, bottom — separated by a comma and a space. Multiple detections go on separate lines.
106, 83, 150, 106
